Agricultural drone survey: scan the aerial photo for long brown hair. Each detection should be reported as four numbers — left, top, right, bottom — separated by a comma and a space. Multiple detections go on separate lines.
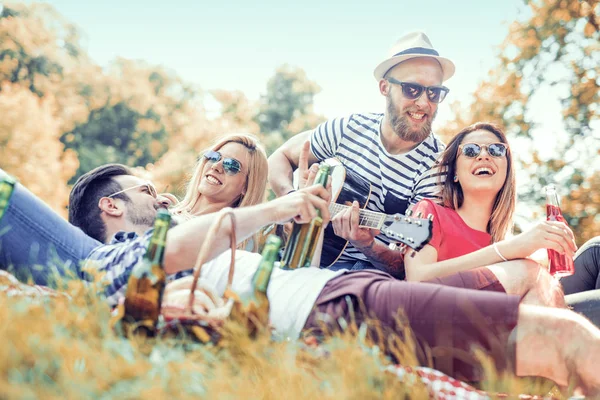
439, 122, 516, 242
171, 133, 268, 250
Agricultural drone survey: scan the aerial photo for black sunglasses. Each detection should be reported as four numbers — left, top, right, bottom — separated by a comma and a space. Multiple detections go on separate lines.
203, 150, 243, 175
387, 77, 450, 104
458, 143, 508, 158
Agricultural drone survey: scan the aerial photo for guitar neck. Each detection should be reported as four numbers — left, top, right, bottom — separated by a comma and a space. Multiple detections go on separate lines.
329, 203, 386, 229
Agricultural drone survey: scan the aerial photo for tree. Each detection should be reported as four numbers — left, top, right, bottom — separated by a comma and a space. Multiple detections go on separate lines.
60, 59, 202, 184
0, 83, 78, 214
0, 3, 86, 97
438, 0, 599, 243
255, 65, 325, 153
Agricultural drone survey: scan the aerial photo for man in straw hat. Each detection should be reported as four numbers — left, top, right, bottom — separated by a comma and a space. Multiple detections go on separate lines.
268, 32, 454, 276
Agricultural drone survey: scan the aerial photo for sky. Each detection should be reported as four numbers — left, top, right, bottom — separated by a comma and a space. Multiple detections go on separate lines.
41, 0, 525, 129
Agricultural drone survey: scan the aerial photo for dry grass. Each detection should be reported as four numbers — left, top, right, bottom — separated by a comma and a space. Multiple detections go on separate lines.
0, 278, 571, 399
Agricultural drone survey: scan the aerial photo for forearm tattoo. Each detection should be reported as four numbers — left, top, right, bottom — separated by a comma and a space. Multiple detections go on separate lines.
356, 240, 405, 278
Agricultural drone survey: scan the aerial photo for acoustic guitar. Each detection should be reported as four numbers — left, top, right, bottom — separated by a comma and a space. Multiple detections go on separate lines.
319, 158, 433, 267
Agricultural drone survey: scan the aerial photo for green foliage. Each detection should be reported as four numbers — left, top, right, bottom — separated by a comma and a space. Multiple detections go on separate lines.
61, 102, 169, 184
255, 65, 325, 154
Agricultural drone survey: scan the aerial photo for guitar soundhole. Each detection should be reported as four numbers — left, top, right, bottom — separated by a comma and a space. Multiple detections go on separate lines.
383, 192, 408, 216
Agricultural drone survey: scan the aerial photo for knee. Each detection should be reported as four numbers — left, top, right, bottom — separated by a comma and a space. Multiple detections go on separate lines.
515, 259, 567, 307
506, 259, 545, 285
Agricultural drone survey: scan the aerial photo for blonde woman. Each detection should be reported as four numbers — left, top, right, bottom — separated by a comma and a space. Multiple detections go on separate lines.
171, 133, 269, 251
407, 122, 576, 306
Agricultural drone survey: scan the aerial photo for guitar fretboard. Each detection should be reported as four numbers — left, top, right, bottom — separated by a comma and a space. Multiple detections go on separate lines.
329, 203, 386, 229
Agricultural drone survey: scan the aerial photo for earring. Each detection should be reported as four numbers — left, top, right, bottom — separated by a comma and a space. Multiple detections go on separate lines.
453, 174, 458, 182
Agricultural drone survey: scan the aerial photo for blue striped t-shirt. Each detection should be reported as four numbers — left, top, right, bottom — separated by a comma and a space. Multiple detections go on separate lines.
310, 112, 445, 263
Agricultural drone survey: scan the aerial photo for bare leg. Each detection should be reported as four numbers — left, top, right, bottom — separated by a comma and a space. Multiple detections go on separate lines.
516, 304, 600, 394
487, 259, 566, 307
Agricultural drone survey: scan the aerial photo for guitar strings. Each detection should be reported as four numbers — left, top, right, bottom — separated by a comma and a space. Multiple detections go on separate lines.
329, 204, 385, 227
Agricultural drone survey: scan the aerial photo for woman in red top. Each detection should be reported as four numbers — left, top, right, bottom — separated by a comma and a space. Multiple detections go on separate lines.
407, 122, 576, 307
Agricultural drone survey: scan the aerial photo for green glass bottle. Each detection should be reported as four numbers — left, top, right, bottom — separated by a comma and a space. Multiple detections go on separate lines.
123, 208, 171, 336
0, 175, 17, 224
252, 234, 282, 296
280, 164, 330, 269
244, 234, 282, 335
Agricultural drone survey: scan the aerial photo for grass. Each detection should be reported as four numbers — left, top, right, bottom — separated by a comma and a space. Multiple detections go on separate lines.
0, 273, 571, 399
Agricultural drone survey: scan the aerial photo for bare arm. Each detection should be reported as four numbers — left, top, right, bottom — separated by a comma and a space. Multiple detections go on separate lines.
268, 130, 319, 197
405, 221, 578, 282
164, 185, 331, 274
405, 243, 504, 281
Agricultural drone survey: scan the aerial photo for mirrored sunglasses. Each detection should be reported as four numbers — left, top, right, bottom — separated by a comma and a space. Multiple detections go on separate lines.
108, 183, 158, 199
203, 150, 243, 176
387, 77, 450, 104
459, 142, 508, 158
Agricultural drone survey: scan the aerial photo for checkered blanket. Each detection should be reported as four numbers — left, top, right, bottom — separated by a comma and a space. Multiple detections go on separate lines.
387, 365, 558, 400
0, 270, 69, 300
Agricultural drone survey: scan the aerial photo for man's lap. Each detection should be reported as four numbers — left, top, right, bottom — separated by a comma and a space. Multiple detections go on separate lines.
304, 270, 520, 381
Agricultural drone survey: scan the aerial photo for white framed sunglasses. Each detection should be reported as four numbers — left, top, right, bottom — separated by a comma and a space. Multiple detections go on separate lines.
107, 183, 158, 199
458, 142, 508, 158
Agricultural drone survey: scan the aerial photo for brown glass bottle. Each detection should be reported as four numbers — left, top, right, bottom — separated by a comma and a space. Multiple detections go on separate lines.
280, 164, 330, 269
123, 208, 171, 336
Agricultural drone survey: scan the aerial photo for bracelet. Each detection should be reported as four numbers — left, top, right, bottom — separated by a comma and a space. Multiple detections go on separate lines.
493, 242, 508, 262
286, 189, 297, 196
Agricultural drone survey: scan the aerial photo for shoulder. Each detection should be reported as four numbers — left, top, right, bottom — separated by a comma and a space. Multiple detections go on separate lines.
415, 133, 446, 157
86, 230, 152, 266
412, 199, 455, 219
412, 199, 439, 215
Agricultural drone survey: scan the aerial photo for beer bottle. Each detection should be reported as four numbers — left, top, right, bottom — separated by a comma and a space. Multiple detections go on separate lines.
245, 234, 282, 335
0, 175, 17, 224
280, 164, 330, 269
301, 164, 331, 267
122, 208, 171, 336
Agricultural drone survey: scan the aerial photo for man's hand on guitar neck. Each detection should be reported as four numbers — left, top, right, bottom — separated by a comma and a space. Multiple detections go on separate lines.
332, 200, 378, 249
331, 200, 405, 275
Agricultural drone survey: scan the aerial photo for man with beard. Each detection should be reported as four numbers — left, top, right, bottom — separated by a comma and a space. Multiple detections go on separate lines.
0, 164, 173, 285
268, 32, 452, 276
68, 164, 170, 245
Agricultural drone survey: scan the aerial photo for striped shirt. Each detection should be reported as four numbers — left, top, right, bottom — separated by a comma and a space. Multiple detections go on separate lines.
85, 230, 200, 307
310, 112, 445, 263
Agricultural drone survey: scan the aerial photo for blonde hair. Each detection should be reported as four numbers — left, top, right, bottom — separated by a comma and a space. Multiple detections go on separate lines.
172, 133, 268, 251
439, 122, 516, 243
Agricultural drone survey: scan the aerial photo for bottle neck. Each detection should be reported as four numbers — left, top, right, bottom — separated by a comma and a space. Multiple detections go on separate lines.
253, 248, 278, 294
546, 191, 559, 206
545, 188, 562, 217
312, 166, 330, 219
145, 218, 169, 266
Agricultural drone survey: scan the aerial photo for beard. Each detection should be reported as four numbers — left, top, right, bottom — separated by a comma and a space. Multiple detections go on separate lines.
126, 203, 156, 229
387, 93, 436, 143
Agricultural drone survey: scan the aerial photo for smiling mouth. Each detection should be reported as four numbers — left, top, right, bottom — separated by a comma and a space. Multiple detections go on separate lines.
206, 175, 222, 185
407, 111, 426, 121
472, 167, 496, 176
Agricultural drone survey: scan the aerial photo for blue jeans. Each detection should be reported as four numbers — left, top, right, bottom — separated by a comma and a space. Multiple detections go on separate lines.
561, 236, 600, 295
566, 290, 600, 329
0, 169, 101, 286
